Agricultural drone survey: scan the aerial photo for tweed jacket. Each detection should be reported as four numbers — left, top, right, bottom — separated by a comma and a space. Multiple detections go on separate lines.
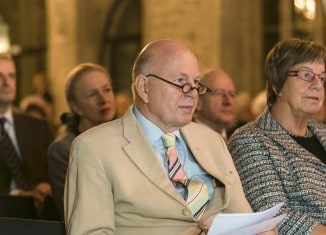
0, 111, 55, 193
229, 108, 326, 235
64, 106, 252, 235
48, 130, 78, 219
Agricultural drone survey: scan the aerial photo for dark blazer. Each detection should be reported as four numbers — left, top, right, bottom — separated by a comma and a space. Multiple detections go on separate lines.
48, 131, 77, 219
0, 112, 55, 193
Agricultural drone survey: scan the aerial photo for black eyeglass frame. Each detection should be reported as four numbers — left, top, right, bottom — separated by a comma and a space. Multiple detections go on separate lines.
288, 70, 326, 87
145, 74, 211, 95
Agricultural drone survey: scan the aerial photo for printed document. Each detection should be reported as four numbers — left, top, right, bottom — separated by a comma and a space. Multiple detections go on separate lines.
207, 202, 285, 235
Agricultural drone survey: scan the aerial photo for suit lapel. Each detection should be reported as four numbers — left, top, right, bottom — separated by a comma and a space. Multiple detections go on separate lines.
309, 122, 326, 149
121, 108, 186, 203
181, 124, 231, 184
180, 124, 233, 212
12, 114, 26, 158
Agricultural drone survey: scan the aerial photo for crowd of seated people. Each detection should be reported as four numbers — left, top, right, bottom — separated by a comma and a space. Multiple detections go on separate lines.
1, 38, 325, 235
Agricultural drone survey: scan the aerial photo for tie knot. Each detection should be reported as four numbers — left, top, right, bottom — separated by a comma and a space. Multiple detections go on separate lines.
161, 133, 176, 148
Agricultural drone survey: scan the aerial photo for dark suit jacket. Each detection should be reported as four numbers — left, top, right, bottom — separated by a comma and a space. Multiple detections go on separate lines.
48, 131, 77, 219
0, 112, 55, 193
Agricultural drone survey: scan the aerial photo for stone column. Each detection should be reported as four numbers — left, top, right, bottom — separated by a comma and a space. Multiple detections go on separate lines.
45, 0, 113, 125
46, 0, 79, 125
219, 0, 264, 95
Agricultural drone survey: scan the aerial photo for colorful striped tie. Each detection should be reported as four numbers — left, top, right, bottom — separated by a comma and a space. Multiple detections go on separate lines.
161, 133, 209, 220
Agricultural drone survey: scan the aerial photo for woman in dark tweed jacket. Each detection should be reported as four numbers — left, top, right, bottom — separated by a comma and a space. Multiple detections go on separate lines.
229, 38, 326, 235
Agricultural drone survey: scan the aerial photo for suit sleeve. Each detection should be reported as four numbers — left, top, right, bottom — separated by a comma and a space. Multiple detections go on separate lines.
64, 136, 115, 235
47, 141, 70, 219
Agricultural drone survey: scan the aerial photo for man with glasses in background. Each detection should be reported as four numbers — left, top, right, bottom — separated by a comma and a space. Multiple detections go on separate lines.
195, 69, 237, 141
64, 40, 277, 235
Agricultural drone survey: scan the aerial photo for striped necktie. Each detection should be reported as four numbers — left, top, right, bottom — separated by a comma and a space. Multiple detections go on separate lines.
0, 117, 31, 190
161, 133, 209, 220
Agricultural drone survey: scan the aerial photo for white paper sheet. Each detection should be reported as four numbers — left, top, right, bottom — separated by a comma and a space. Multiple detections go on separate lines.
207, 202, 285, 235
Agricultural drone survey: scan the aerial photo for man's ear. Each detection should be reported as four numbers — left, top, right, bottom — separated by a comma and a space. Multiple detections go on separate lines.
134, 74, 149, 103
196, 97, 203, 111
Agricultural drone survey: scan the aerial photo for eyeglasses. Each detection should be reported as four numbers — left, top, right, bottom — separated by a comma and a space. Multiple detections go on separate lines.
288, 70, 326, 87
205, 88, 237, 98
145, 74, 211, 95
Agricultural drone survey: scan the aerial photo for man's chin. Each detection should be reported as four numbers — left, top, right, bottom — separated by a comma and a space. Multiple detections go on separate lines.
0, 98, 14, 106
179, 117, 193, 126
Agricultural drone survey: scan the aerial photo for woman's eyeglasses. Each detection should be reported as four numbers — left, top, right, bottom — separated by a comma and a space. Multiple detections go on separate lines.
288, 70, 326, 87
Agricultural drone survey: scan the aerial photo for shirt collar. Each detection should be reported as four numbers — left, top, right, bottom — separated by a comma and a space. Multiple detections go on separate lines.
0, 108, 14, 126
133, 106, 181, 144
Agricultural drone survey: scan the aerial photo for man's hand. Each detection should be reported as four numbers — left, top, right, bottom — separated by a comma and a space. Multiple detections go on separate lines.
258, 228, 278, 235
33, 182, 52, 203
311, 224, 326, 235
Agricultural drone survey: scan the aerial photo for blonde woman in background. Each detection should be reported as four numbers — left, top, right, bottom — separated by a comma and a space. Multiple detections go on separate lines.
47, 63, 116, 218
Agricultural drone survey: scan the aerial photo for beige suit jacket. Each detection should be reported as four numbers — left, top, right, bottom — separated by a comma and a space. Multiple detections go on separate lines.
64, 106, 251, 235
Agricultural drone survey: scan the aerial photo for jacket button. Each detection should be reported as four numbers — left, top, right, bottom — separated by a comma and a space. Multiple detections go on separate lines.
182, 208, 190, 216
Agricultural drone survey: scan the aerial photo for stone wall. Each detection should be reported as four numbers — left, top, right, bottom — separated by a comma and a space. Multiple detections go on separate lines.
45, 0, 325, 124
142, 0, 264, 95
142, 0, 220, 72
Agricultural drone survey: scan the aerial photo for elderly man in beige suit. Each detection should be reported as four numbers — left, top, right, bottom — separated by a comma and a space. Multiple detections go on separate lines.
64, 40, 277, 235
